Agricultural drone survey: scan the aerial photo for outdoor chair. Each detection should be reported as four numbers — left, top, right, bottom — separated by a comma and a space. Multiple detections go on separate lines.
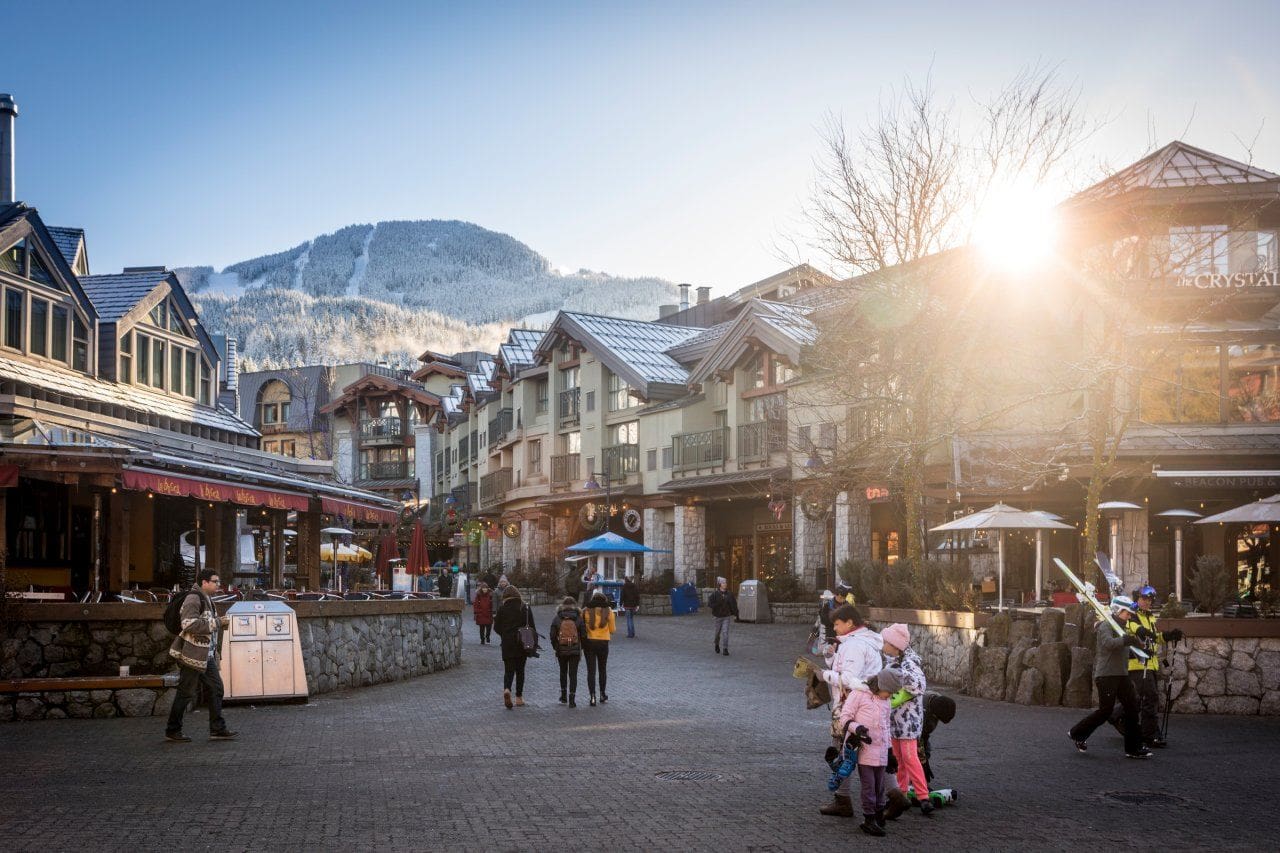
295, 592, 325, 601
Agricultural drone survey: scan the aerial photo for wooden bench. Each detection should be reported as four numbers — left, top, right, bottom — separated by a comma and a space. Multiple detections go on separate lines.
0, 675, 175, 694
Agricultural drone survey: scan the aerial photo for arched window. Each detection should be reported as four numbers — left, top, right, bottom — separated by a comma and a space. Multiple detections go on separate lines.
257, 379, 292, 427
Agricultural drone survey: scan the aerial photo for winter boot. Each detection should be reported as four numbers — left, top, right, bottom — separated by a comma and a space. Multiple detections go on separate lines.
503, 689, 513, 710
589, 694, 597, 707
884, 789, 909, 820
722, 648, 729, 656
569, 693, 577, 708
919, 800, 935, 817
874, 809, 886, 829
559, 691, 567, 704
819, 795, 854, 818
859, 815, 886, 837
714, 642, 720, 654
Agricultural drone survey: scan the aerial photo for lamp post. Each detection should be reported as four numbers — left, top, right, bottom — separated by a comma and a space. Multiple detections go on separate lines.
1157, 509, 1202, 603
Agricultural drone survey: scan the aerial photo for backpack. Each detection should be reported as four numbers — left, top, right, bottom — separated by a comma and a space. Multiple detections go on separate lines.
517, 606, 540, 656
556, 614, 581, 655
163, 590, 198, 635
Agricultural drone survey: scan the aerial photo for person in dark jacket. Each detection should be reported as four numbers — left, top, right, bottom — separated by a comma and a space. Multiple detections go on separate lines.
621, 577, 641, 638
165, 569, 235, 742
549, 597, 587, 707
708, 577, 738, 655
472, 583, 495, 644
493, 585, 535, 709
1068, 596, 1150, 758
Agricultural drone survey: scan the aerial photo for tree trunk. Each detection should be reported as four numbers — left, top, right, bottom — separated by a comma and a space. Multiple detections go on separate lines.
902, 453, 925, 563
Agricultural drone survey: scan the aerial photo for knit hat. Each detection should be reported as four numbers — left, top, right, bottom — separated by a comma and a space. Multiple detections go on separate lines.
716, 576, 727, 586
503, 585, 522, 602
871, 667, 903, 694
881, 623, 911, 651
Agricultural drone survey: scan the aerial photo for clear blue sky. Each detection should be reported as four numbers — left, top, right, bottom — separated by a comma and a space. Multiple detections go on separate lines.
4, 0, 1278, 292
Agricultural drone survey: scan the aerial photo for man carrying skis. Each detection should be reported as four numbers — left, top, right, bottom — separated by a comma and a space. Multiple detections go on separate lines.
1123, 585, 1184, 748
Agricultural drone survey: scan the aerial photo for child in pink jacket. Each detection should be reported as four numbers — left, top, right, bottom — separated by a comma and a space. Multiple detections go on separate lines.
840, 667, 899, 837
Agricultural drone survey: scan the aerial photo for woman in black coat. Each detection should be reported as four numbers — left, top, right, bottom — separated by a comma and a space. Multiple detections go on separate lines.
493, 585, 535, 709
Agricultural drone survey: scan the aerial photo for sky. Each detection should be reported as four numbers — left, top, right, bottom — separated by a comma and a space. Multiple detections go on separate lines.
3, 0, 1278, 293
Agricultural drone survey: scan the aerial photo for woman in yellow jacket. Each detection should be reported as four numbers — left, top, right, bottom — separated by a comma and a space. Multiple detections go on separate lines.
582, 591, 616, 706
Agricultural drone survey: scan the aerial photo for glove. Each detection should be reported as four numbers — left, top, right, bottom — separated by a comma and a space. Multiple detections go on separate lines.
852, 724, 871, 745
822, 669, 839, 687
1125, 635, 1145, 649
890, 688, 914, 709
1135, 626, 1154, 642
1163, 628, 1184, 643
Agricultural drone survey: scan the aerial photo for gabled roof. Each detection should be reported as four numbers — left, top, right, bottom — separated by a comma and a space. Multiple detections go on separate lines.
497, 328, 544, 374
411, 359, 468, 381
78, 270, 167, 323
535, 311, 704, 400
0, 204, 98, 321
1073, 140, 1280, 202
466, 357, 497, 396
686, 299, 817, 387
320, 372, 440, 415
46, 226, 86, 272
664, 321, 732, 365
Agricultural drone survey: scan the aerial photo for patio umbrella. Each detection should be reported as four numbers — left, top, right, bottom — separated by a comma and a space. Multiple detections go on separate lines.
407, 521, 428, 581
1195, 493, 1280, 525
375, 533, 399, 588
1158, 508, 1203, 601
931, 503, 1074, 611
319, 543, 373, 562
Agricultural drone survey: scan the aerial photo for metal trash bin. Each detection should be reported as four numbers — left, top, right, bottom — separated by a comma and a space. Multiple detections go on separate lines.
670, 582, 700, 616
738, 579, 772, 623
220, 601, 308, 701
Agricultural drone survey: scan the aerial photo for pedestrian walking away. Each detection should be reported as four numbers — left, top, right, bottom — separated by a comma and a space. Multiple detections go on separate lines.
1112, 584, 1184, 748
473, 582, 495, 644
582, 591, 616, 706
1069, 595, 1150, 758
880, 622, 933, 817
621, 576, 640, 638
818, 604, 884, 818
549, 596, 587, 707
164, 569, 236, 743
709, 577, 738, 655
493, 585, 535, 708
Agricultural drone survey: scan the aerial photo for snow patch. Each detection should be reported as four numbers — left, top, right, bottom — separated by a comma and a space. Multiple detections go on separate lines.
347, 224, 376, 298
521, 309, 559, 327
292, 241, 312, 289
203, 271, 247, 297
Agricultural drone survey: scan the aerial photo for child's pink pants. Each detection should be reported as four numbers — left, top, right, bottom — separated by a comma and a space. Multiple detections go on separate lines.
892, 738, 929, 798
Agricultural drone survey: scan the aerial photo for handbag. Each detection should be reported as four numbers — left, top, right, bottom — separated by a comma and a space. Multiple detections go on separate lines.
517, 605, 540, 656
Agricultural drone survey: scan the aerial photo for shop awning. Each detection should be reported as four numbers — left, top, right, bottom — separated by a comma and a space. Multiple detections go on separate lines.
321, 497, 400, 526
1153, 469, 1280, 488
121, 468, 310, 512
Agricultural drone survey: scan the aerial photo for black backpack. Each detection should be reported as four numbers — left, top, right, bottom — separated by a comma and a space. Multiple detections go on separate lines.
163, 590, 199, 635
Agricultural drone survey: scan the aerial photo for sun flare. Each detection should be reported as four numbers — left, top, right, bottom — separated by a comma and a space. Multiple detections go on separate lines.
971, 183, 1061, 273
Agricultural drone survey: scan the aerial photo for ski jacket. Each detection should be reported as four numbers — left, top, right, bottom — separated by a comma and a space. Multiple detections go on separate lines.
822, 627, 884, 693
1094, 619, 1133, 677
472, 590, 494, 626
709, 590, 738, 618
1126, 609, 1162, 672
887, 648, 927, 739
839, 689, 891, 766
620, 581, 640, 610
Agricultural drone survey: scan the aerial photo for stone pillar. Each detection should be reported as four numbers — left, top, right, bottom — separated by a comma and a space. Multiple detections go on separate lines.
270, 512, 285, 588
206, 503, 224, 579
108, 490, 131, 591
1117, 509, 1149, 589
793, 504, 827, 590
501, 523, 519, 568
673, 504, 705, 586
833, 490, 870, 568
643, 508, 674, 578
296, 510, 321, 590
216, 505, 238, 576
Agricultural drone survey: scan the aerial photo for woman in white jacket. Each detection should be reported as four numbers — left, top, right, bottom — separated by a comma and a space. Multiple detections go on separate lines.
819, 604, 885, 818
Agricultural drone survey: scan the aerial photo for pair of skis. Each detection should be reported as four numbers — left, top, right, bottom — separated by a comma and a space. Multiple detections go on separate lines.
1053, 557, 1148, 662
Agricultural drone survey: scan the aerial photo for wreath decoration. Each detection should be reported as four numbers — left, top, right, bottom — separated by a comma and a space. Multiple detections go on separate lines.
503, 521, 521, 539
578, 502, 607, 531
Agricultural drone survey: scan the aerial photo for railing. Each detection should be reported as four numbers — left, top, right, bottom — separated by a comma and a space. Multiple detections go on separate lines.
451, 482, 476, 510
458, 437, 469, 463
672, 428, 728, 472
359, 461, 412, 481
469, 430, 478, 463
479, 467, 513, 508
488, 407, 514, 447
602, 443, 641, 477
359, 417, 404, 441
551, 453, 580, 488
738, 420, 785, 463
558, 388, 580, 428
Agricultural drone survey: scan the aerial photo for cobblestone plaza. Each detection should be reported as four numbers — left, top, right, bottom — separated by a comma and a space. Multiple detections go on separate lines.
1, 609, 1275, 852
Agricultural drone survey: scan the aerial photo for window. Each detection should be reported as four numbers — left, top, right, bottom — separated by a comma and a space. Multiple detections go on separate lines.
797, 424, 812, 449
772, 357, 794, 386
51, 306, 68, 362
585, 390, 595, 412
28, 251, 54, 287
149, 301, 167, 329
258, 379, 291, 425
262, 404, 279, 424
662, 446, 672, 469
561, 366, 579, 389
169, 304, 188, 336
170, 346, 184, 395
745, 391, 786, 423
72, 313, 89, 372
1228, 343, 1280, 423
818, 423, 836, 451
184, 351, 197, 398
535, 378, 549, 414
647, 448, 657, 471
4, 288, 23, 349
529, 439, 543, 474
608, 372, 634, 411
151, 338, 166, 388
137, 333, 151, 385
1139, 346, 1220, 424
263, 440, 277, 453
1166, 225, 1229, 277
565, 431, 581, 454
746, 353, 765, 389
118, 331, 133, 383
0, 242, 22, 276
280, 440, 296, 456
608, 421, 638, 445
200, 361, 211, 405
29, 298, 47, 357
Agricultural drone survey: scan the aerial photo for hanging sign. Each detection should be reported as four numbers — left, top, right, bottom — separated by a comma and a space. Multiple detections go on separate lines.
864, 486, 891, 503
1174, 271, 1279, 290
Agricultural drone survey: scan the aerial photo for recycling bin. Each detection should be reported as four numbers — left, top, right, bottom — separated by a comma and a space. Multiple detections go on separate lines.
670, 582, 700, 616
220, 600, 308, 701
738, 579, 772, 623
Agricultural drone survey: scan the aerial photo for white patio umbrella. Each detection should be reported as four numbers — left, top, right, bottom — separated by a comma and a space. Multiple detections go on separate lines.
931, 503, 1074, 611
1195, 493, 1280, 525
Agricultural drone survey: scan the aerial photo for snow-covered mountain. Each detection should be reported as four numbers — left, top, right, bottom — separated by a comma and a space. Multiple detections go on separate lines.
175, 220, 680, 369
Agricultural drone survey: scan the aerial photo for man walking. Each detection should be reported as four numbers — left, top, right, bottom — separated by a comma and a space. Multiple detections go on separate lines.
165, 569, 236, 743
709, 577, 737, 656
621, 576, 640, 638
1068, 595, 1150, 759
1121, 585, 1184, 748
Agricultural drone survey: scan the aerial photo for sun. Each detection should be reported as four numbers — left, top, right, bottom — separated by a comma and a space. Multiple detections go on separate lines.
971, 182, 1060, 273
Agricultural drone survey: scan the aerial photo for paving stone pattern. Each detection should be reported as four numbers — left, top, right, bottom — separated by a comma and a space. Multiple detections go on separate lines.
1, 607, 1276, 851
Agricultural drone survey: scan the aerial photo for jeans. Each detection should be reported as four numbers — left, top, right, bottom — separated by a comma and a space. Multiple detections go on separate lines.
583, 639, 609, 696
892, 738, 929, 799
714, 616, 731, 650
478, 624, 492, 643
858, 764, 887, 816
1071, 675, 1142, 754
558, 654, 580, 697
625, 608, 636, 637
165, 658, 227, 735
503, 656, 526, 696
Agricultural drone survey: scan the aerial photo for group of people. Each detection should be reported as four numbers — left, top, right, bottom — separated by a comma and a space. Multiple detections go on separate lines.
817, 602, 956, 837
1069, 584, 1184, 758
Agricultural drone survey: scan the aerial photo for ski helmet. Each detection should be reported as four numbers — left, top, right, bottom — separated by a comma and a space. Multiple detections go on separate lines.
1111, 595, 1136, 615
1138, 585, 1156, 599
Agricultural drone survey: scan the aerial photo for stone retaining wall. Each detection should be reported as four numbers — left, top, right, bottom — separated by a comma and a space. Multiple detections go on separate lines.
1, 599, 464, 721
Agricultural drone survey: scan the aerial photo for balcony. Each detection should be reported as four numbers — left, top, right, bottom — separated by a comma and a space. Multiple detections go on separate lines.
551, 453, 580, 489
451, 482, 476, 511
359, 416, 404, 444
558, 388, 580, 428
488, 407, 514, 449
479, 467, 513, 509
672, 428, 729, 473
359, 460, 412, 481
738, 420, 785, 463
601, 443, 640, 478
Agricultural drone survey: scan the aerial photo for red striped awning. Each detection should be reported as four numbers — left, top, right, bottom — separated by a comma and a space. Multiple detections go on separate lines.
121, 469, 310, 512
321, 497, 400, 526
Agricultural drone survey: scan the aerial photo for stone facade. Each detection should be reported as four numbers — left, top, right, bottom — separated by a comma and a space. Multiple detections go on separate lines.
833, 490, 870, 567
643, 508, 674, 577
1165, 636, 1280, 716
298, 609, 461, 695
673, 505, 705, 585
792, 506, 827, 589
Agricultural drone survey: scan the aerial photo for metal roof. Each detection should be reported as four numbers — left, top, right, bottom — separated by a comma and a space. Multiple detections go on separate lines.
664, 321, 731, 364
1073, 141, 1280, 202
46, 226, 84, 270
498, 328, 544, 371
659, 466, 789, 491
540, 311, 705, 396
77, 271, 166, 322
466, 357, 496, 395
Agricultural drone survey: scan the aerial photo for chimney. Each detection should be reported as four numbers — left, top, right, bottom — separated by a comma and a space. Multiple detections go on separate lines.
0, 94, 16, 204
224, 336, 239, 391
678, 283, 691, 311
696, 286, 711, 305
658, 304, 678, 319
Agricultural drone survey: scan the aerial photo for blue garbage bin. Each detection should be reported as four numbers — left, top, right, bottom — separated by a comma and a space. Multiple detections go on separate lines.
670, 582, 700, 615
